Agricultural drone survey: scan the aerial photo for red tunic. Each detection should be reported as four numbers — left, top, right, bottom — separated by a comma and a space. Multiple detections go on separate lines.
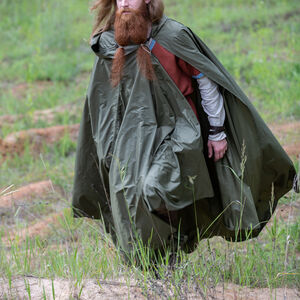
149, 39, 203, 119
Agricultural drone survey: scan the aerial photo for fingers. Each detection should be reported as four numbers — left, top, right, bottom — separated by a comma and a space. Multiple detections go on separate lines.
208, 141, 213, 158
214, 149, 225, 161
216, 150, 226, 161
214, 141, 228, 161
208, 139, 228, 161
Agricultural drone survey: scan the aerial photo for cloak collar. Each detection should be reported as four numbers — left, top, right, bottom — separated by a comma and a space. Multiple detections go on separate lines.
90, 15, 169, 59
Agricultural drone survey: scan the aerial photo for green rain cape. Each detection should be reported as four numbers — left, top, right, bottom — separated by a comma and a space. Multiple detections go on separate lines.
72, 16, 296, 253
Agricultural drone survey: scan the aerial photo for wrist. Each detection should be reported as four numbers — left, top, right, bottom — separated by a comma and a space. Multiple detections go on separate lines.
208, 131, 227, 141
209, 125, 225, 135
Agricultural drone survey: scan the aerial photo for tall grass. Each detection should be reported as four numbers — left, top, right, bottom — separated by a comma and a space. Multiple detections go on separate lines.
0, 205, 299, 297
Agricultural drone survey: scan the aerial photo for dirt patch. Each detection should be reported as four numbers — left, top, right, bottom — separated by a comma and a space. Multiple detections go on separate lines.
261, 196, 300, 232
275, 199, 300, 223
0, 115, 16, 126
0, 124, 79, 161
0, 277, 143, 300
283, 142, 300, 157
0, 102, 79, 128
0, 180, 62, 208
0, 277, 298, 300
11, 81, 53, 100
270, 121, 300, 133
269, 121, 300, 158
210, 284, 299, 300
2, 212, 63, 246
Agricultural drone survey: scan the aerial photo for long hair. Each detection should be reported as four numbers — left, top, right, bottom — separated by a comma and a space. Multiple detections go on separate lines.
90, 0, 164, 38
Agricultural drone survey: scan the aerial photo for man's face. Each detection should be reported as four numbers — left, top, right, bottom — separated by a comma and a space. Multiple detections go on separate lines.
116, 0, 150, 11
114, 0, 150, 46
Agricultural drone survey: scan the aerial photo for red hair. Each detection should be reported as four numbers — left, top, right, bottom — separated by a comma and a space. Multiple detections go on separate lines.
90, 0, 164, 38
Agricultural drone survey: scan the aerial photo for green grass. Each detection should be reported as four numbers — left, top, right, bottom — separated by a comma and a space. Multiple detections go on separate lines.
165, 0, 300, 122
0, 0, 299, 298
0, 0, 93, 82
0, 0, 299, 122
0, 205, 299, 296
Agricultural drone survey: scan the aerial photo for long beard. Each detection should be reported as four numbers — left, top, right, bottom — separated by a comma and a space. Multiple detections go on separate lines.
111, 4, 155, 87
114, 5, 149, 46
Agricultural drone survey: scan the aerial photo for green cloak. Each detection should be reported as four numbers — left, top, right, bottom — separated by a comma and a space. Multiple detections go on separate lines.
72, 16, 296, 253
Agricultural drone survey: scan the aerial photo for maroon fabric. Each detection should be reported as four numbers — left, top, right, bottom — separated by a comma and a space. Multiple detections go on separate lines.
151, 41, 201, 119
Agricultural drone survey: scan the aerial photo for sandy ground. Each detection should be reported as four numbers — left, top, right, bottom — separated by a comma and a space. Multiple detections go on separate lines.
0, 277, 299, 300
269, 121, 300, 158
0, 180, 61, 208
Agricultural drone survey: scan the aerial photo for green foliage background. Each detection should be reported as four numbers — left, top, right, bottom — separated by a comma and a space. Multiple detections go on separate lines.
0, 0, 299, 123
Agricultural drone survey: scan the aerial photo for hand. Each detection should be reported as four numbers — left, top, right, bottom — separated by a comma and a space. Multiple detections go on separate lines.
207, 138, 228, 162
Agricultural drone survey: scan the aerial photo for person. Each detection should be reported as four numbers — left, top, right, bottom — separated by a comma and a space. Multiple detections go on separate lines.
72, 0, 296, 258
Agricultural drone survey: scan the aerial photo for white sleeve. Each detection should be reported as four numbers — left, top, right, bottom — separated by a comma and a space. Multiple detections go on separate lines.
197, 75, 226, 141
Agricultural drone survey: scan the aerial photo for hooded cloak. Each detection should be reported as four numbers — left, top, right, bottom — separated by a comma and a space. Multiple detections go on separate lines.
72, 16, 296, 253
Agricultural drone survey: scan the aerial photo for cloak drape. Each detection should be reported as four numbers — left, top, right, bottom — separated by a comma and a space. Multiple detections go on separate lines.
72, 16, 296, 253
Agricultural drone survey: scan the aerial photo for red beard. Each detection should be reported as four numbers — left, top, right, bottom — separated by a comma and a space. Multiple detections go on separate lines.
114, 4, 149, 46
111, 3, 155, 87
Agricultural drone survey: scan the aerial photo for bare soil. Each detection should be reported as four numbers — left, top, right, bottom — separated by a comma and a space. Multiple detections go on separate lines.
283, 142, 300, 157
0, 102, 79, 128
10, 81, 54, 100
0, 180, 61, 208
0, 277, 298, 300
269, 121, 300, 157
275, 198, 300, 223
0, 124, 79, 160
3, 212, 63, 246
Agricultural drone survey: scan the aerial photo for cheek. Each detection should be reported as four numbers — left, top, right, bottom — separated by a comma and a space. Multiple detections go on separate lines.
132, 0, 143, 9
116, 0, 122, 9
